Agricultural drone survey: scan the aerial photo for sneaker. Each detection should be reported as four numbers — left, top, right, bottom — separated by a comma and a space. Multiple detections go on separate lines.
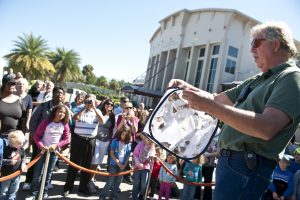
43, 193, 49, 199
123, 177, 133, 185
25, 195, 35, 200
47, 183, 54, 190
22, 183, 31, 191
62, 191, 70, 197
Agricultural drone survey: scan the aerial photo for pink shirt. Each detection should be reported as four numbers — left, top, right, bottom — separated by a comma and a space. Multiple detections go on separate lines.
133, 141, 155, 170
34, 119, 70, 149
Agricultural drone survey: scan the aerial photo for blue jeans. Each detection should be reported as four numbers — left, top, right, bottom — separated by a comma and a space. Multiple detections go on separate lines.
132, 169, 150, 200
0, 176, 20, 200
99, 165, 123, 199
181, 183, 196, 200
214, 150, 275, 200
30, 152, 58, 196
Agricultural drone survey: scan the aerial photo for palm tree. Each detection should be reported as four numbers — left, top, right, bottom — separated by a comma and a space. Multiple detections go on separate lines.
109, 79, 120, 91
3, 33, 55, 80
49, 47, 83, 86
82, 64, 97, 84
96, 76, 108, 88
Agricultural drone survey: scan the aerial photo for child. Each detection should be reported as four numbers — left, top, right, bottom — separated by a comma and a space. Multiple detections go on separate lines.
182, 156, 205, 200
132, 134, 155, 200
264, 155, 294, 200
99, 127, 131, 200
158, 153, 177, 200
148, 147, 163, 200
288, 147, 300, 174
291, 148, 300, 200
26, 104, 70, 200
0, 130, 27, 200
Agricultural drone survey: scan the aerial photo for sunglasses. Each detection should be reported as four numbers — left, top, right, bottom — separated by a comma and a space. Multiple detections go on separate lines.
105, 103, 113, 106
125, 107, 133, 109
251, 38, 266, 48
7, 82, 16, 86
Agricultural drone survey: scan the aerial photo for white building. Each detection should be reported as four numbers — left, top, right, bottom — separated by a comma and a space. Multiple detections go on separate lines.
133, 8, 299, 108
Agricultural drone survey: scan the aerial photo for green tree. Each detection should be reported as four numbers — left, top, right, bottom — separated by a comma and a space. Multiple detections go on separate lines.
49, 47, 83, 86
3, 33, 55, 80
109, 79, 120, 90
82, 64, 97, 84
96, 76, 109, 88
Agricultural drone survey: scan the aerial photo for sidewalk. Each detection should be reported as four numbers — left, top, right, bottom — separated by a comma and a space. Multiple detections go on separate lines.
16, 156, 184, 200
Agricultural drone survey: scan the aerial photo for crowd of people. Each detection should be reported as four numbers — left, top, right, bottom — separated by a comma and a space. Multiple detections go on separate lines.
0, 20, 299, 200
0, 72, 219, 200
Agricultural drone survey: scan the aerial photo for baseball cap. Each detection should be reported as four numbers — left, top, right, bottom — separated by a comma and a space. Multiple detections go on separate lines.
294, 147, 300, 155
282, 154, 294, 163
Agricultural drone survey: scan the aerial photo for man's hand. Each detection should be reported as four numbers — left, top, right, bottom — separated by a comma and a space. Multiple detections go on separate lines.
167, 79, 199, 92
182, 89, 214, 111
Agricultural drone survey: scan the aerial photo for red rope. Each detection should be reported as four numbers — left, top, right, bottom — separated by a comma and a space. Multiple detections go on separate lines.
56, 151, 138, 176
0, 151, 44, 182
158, 158, 215, 186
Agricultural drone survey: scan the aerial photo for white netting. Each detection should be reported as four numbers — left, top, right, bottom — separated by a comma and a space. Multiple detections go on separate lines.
144, 88, 218, 159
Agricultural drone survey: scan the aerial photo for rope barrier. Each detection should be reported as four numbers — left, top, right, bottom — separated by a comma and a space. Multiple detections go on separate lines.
56, 151, 215, 186
55, 151, 138, 176
158, 158, 215, 187
0, 151, 44, 182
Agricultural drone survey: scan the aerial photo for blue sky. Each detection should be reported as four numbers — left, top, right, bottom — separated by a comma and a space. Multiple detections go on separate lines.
0, 0, 299, 81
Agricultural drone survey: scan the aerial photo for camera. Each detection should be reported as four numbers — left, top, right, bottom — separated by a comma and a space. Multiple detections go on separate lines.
85, 99, 92, 105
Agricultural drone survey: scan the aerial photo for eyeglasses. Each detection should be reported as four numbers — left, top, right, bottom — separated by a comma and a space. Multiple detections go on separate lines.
251, 38, 266, 48
125, 107, 133, 109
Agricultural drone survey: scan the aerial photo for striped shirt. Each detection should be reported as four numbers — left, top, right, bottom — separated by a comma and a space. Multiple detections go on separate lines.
74, 109, 99, 138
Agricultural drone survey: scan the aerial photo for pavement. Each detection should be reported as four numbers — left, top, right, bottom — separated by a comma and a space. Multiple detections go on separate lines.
16, 153, 185, 200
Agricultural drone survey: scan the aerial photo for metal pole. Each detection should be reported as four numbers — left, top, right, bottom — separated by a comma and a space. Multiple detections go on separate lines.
144, 157, 154, 200
38, 150, 50, 200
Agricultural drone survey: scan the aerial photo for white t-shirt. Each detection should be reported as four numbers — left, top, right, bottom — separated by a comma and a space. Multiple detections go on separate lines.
41, 122, 64, 147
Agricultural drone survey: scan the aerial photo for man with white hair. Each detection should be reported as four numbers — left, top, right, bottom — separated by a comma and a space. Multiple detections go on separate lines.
169, 21, 300, 199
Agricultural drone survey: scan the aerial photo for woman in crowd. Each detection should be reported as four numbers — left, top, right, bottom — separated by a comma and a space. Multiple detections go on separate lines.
0, 76, 23, 138
16, 78, 33, 151
90, 99, 115, 182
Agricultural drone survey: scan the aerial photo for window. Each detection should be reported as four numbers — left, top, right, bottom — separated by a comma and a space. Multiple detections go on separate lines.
207, 58, 218, 92
228, 46, 238, 58
194, 60, 204, 88
212, 45, 220, 55
225, 46, 239, 75
225, 59, 236, 74
194, 47, 206, 88
184, 50, 191, 81
206, 45, 220, 92
199, 48, 205, 57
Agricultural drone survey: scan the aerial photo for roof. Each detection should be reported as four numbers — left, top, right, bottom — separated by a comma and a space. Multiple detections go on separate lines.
150, 8, 260, 42
121, 85, 164, 98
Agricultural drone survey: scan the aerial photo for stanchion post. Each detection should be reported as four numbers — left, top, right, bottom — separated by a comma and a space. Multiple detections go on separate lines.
144, 156, 154, 200
38, 149, 50, 200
